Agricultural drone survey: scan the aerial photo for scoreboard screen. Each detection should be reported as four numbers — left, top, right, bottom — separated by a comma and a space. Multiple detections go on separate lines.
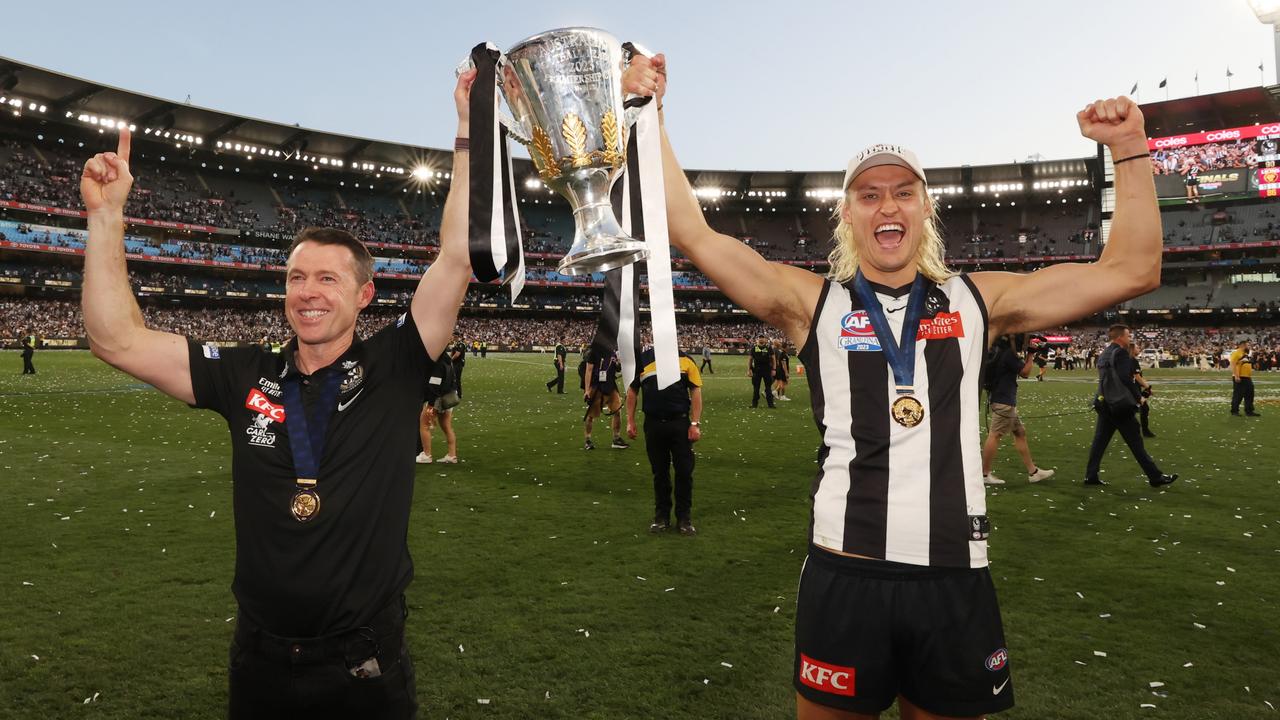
1144, 122, 1280, 204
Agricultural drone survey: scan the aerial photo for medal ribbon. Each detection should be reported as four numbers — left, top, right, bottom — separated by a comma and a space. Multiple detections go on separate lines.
851, 270, 929, 395
281, 369, 345, 484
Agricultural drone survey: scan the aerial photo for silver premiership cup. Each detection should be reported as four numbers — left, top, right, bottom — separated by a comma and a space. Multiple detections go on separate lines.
500, 28, 649, 276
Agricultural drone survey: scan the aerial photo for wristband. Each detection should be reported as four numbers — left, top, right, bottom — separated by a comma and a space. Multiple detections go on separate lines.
454, 137, 470, 153
1113, 152, 1149, 165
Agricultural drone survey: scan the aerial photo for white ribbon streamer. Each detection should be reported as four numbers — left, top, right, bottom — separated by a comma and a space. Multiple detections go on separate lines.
635, 101, 680, 388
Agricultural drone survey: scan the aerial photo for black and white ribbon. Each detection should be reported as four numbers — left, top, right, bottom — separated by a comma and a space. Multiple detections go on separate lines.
466, 42, 525, 299
593, 52, 679, 389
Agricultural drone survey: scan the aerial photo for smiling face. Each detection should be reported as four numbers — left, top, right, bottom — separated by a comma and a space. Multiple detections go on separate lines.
840, 165, 932, 286
284, 241, 374, 349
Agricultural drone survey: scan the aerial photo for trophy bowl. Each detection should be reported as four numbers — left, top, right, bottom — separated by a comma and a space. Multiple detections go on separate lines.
500, 28, 649, 276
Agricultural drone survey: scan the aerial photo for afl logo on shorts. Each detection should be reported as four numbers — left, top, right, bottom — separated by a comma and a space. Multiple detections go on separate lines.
985, 647, 1009, 672
838, 311, 881, 352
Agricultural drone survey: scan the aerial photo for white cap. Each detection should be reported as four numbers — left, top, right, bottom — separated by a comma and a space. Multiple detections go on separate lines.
842, 144, 927, 190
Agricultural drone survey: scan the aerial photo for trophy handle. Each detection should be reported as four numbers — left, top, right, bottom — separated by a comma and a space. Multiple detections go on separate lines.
456, 51, 532, 146
499, 110, 532, 146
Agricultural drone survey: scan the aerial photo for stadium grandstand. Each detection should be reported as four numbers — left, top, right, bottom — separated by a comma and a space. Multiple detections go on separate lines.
1, 56, 1278, 359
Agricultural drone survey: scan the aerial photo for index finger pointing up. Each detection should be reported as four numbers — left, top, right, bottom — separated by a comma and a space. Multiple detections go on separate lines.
117, 127, 131, 163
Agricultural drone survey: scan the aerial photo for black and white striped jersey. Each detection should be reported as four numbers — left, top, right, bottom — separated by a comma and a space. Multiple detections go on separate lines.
797, 274, 990, 568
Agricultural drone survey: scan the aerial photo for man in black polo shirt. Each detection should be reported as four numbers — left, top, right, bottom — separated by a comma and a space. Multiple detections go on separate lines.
78, 71, 479, 718
748, 334, 775, 408
626, 346, 703, 535
545, 341, 567, 393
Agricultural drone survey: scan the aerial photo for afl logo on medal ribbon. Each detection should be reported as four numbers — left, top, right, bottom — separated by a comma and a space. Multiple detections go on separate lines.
838, 311, 882, 352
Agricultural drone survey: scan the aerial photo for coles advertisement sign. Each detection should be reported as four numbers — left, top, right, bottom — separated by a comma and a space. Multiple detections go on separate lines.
1146, 122, 1280, 151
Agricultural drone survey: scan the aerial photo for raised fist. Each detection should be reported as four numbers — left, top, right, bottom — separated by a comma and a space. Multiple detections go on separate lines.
1077, 97, 1147, 153
80, 128, 133, 215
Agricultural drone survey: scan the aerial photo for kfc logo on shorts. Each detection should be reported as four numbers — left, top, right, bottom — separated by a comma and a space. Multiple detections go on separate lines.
245, 388, 286, 423
985, 647, 1009, 672
839, 311, 882, 352
918, 312, 965, 341
799, 654, 856, 696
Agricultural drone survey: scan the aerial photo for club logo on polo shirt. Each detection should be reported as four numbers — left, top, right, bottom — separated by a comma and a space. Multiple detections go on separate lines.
838, 311, 882, 352
339, 363, 365, 394
798, 654, 856, 696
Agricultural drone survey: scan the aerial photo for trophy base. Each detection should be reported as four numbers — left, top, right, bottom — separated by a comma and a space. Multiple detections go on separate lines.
557, 239, 649, 276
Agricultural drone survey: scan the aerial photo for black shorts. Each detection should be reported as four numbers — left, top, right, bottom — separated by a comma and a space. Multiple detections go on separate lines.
793, 546, 1013, 717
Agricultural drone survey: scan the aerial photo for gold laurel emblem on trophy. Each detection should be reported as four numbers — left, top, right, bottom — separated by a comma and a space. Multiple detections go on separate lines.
561, 113, 591, 168
891, 396, 925, 428
600, 110, 624, 168
531, 126, 561, 183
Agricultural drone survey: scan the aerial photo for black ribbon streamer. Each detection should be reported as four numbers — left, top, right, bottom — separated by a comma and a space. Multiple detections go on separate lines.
466, 42, 503, 283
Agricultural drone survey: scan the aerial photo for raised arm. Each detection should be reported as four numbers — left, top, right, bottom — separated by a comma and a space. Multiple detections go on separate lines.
411, 70, 477, 359
624, 54, 821, 347
975, 97, 1162, 339
81, 128, 196, 404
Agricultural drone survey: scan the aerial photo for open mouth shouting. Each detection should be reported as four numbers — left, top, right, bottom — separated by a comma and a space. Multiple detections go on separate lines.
874, 222, 906, 249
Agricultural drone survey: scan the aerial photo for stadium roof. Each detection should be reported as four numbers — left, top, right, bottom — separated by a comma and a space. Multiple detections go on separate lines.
1139, 85, 1280, 137
0, 55, 1097, 197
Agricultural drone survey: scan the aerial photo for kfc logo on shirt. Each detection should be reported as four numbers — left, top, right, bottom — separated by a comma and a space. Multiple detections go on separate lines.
245, 388, 286, 423
798, 654, 856, 696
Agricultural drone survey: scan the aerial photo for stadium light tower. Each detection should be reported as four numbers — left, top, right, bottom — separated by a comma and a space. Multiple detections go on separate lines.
1249, 0, 1280, 82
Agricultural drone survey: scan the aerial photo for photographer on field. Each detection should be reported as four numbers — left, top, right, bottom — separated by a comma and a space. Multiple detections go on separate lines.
982, 334, 1055, 485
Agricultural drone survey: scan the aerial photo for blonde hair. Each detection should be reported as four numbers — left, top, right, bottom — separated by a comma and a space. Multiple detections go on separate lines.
826, 190, 954, 285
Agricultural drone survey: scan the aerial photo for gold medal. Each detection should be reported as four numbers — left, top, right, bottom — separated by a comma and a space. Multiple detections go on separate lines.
291, 478, 319, 522
891, 396, 925, 428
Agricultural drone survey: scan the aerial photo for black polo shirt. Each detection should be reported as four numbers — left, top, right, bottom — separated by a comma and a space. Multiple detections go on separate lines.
187, 311, 428, 637
630, 349, 702, 418
749, 343, 773, 375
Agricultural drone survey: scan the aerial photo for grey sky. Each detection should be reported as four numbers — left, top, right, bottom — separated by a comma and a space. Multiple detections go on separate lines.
3, 0, 1274, 170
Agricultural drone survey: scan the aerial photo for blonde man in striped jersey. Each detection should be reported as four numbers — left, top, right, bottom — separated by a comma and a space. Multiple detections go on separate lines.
625, 55, 1162, 720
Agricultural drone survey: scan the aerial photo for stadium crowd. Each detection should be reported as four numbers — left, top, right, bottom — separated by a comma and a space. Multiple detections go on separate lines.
7, 296, 1280, 368
0, 298, 772, 350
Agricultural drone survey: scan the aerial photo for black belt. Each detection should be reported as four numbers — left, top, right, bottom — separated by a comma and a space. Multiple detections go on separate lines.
233, 596, 407, 666
645, 412, 689, 423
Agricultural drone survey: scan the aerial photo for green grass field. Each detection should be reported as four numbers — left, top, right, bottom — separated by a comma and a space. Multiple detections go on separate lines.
1, 350, 1277, 719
